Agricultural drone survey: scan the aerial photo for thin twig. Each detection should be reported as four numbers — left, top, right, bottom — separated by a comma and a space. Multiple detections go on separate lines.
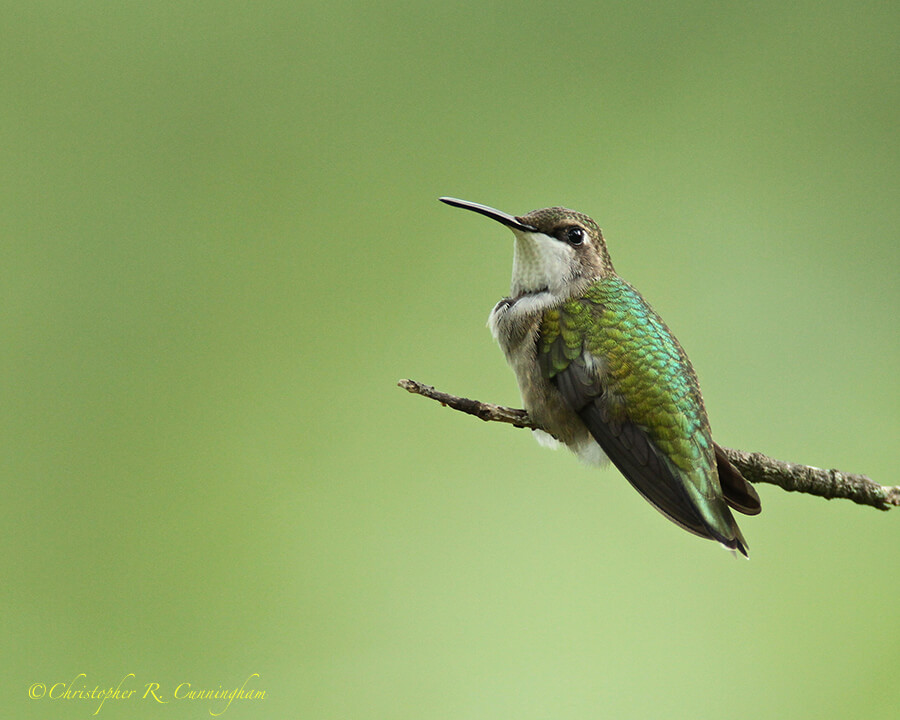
398, 378, 898, 511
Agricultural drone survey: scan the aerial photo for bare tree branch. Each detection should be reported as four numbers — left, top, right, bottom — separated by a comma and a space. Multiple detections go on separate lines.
398, 378, 899, 511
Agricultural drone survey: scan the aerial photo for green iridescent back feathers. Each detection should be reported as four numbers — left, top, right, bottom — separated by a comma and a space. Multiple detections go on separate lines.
539, 277, 712, 477
534, 275, 753, 546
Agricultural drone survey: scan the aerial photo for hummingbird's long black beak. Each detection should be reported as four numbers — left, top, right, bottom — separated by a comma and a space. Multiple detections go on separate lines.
439, 197, 537, 233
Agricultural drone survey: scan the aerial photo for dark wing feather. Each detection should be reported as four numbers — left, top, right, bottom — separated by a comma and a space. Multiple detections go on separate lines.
554, 359, 728, 544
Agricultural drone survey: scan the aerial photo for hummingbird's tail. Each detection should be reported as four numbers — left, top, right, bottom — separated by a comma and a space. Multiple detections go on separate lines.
714, 443, 762, 516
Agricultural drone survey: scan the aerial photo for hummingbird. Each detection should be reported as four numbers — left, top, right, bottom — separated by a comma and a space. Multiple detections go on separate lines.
440, 197, 761, 555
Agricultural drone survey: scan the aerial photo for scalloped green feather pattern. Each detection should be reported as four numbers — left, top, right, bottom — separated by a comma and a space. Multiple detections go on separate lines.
539, 277, 714, 478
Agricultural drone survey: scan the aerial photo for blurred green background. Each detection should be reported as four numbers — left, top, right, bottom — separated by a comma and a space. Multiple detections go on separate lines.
2, 2, 897, 718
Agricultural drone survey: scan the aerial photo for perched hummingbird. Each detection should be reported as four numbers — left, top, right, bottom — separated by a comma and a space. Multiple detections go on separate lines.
440, 197, 761, 555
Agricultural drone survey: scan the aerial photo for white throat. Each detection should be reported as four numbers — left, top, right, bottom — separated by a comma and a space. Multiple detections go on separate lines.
510, 231, 575, 297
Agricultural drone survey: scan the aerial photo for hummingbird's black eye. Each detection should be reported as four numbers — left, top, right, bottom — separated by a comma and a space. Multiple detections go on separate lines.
565, 226, 585, 246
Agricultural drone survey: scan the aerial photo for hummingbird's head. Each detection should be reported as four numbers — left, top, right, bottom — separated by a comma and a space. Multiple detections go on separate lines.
440, 198, 614, 298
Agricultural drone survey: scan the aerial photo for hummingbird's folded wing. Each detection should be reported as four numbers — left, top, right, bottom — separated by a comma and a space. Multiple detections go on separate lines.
553, 358, 721, 542
538, 281, 754, 554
